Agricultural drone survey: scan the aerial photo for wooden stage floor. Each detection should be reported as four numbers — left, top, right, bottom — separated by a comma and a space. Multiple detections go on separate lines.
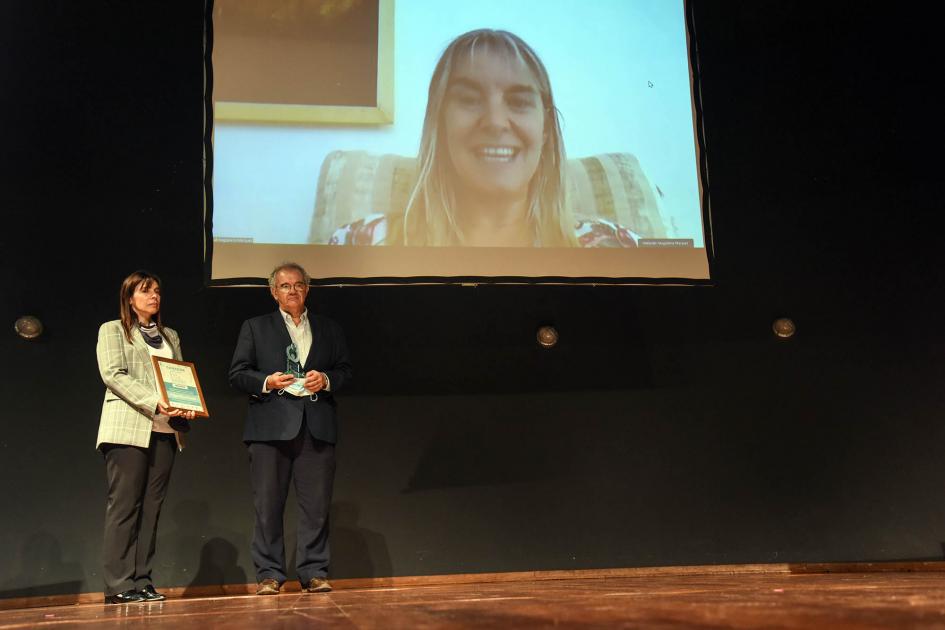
3, 571, 945, 629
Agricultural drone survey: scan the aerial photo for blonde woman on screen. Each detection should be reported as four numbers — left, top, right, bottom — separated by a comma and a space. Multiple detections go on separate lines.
329, 29, 639, 248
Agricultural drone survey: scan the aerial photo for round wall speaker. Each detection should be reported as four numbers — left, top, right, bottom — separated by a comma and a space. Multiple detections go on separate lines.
537, 325, 559, 348
772, 317, 796, 339
14, 315, 44, 340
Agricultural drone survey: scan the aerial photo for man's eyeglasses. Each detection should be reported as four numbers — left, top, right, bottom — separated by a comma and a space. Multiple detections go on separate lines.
275, 282, 308, 293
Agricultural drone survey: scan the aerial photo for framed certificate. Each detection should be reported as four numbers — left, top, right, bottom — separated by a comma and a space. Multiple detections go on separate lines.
151, 356, 210, 418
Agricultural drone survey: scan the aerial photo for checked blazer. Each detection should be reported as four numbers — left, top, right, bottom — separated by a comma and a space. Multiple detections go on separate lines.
95, 319, 183, 449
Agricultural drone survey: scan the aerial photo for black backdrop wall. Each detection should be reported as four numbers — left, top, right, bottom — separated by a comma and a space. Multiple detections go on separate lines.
1, 1, 944, 598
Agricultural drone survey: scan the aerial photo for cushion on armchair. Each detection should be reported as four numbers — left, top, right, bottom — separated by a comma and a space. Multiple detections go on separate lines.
309, 150, 666, 244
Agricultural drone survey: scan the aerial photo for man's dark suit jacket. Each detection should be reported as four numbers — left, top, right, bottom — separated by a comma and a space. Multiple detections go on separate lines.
229, 310, 353, 444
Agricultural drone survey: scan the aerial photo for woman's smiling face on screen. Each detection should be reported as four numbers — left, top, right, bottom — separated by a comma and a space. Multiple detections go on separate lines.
443, 48, 545, 205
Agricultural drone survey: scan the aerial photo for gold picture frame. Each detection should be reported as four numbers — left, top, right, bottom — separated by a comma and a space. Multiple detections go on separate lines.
213, 0, 394, 126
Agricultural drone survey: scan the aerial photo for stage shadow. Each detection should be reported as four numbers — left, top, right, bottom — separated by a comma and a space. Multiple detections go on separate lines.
159, 499, 249, 592
0, 532, 84, 601
330, 501, 392, 579
184, 538, 247, 595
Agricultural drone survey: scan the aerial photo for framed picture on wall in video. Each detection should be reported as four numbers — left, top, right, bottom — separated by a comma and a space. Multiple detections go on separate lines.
212, 0, 394, 125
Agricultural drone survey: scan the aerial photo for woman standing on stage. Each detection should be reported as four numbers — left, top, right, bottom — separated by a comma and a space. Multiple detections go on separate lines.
95, 270, 194, 604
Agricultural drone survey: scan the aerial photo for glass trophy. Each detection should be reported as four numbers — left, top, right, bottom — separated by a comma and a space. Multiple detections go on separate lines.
284, 343, 307, 396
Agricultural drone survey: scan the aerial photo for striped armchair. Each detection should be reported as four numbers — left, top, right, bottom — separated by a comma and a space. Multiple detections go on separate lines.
308, 151, 666, 244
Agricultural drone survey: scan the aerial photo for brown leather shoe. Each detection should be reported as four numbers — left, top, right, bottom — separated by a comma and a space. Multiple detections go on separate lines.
304, 577, 332, 593
256, 578, 281, 595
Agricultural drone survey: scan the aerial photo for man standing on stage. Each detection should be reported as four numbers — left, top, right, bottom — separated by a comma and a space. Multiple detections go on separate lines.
229, 262, 353, 595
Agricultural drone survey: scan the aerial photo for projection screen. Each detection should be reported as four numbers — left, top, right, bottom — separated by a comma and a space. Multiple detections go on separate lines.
207, 0, 712, 283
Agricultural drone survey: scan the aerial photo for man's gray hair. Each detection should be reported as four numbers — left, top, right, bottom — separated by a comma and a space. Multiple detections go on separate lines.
268, 262, 311, 288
